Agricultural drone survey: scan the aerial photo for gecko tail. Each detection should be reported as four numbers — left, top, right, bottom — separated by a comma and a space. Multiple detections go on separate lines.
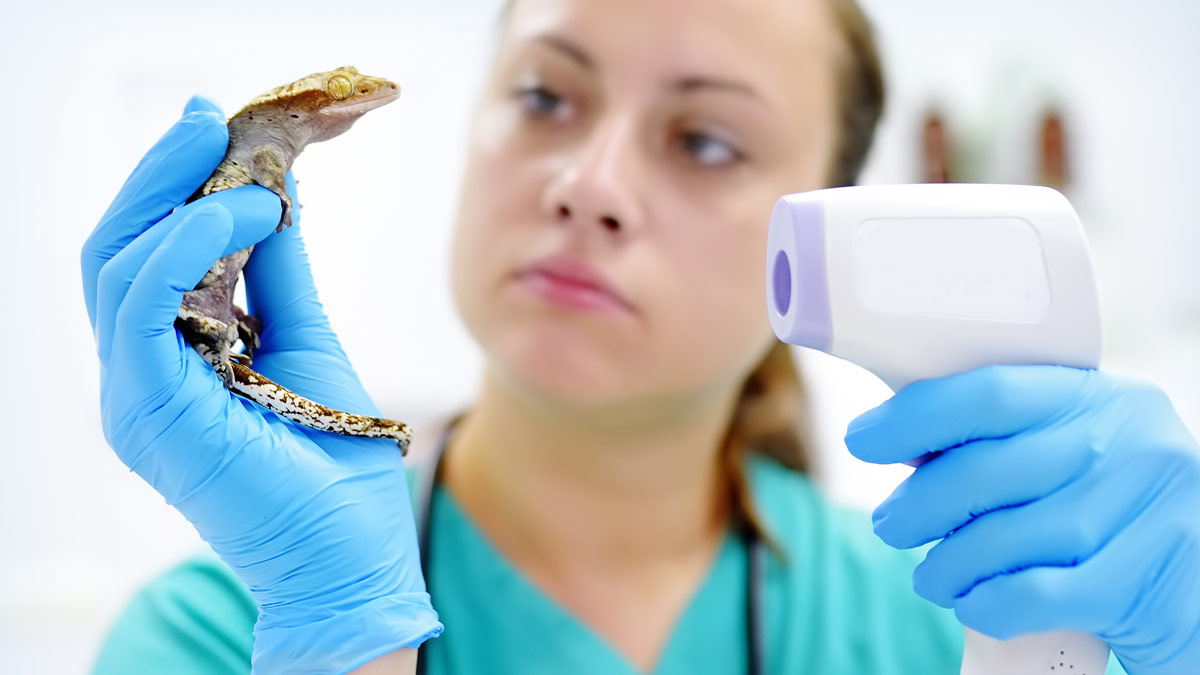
227, 361, 411, 455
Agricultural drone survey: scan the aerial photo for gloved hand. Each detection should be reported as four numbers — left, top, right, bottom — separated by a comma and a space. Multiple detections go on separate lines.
81, 96, 441, 674
845, 365, 1200, 675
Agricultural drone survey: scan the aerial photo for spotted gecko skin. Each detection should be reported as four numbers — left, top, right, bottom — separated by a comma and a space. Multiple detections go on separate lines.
176, 67, 411, 452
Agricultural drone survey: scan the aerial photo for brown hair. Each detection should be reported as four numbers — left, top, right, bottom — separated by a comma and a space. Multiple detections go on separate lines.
726, 0, 885, 544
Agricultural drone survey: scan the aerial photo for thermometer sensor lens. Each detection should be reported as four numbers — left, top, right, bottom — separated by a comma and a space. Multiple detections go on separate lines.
773, 250, 792, 315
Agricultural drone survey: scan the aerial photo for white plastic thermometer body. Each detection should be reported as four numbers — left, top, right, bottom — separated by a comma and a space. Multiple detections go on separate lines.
766, 184, 1110, 675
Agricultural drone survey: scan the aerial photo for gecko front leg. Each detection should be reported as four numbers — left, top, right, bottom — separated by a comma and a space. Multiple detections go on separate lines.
231, 305, 262, 359
249, 145, 294, 231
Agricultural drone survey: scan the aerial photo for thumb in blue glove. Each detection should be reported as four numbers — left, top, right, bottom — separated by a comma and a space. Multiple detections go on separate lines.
845, 365, 1200, 675
82, 98, 441, 674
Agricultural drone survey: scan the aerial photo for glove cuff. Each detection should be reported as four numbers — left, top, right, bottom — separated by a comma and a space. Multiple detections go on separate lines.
251, 592, 443, 675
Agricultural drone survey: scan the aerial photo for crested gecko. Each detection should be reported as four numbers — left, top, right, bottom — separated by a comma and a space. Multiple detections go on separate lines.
176, 66, 412, 452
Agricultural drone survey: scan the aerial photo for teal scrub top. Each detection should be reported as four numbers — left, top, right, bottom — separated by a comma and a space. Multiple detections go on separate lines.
91, 453, 1128, 674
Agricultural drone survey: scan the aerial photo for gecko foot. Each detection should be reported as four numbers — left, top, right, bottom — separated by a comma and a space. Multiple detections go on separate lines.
212, 360, 236, 389
192, 342, 237, 389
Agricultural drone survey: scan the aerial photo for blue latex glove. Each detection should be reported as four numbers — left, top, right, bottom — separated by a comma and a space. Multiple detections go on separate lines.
81, 97, 441, 674
845, 365, 1200, 675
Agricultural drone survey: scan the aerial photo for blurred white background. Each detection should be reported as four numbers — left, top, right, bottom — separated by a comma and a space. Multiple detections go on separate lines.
1, 0, 1197, 671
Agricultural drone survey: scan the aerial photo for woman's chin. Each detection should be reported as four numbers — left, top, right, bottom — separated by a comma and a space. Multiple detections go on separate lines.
499, 346, 628, 405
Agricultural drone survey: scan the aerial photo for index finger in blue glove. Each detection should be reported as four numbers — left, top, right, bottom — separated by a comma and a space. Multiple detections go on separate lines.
93, 185, 283, 365
82, 104, 228, 330
871, 419, 1099, 549
112, 202, 235, 373
844, 365, 1095, 465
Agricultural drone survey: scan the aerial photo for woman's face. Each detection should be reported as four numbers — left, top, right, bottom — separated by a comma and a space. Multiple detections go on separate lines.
451, 0, 840, 421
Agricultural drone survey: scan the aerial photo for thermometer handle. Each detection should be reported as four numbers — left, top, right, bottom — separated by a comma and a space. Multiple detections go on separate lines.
962, 628, 1110, 675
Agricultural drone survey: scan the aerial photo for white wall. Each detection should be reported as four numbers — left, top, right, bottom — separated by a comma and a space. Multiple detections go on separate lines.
1, 1, 1197, 672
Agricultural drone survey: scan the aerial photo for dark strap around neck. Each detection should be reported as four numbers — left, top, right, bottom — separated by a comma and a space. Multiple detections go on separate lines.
414, 422, 454, 675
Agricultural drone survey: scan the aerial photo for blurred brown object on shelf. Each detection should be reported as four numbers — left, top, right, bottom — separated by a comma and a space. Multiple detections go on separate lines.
921, 110, 953, 183
1039, 108, 1069, 190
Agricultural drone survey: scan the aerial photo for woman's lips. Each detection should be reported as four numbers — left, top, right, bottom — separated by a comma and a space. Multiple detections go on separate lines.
517, 256, 632, 314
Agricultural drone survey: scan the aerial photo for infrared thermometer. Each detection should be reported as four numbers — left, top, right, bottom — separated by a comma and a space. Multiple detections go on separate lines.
765, 184, 1109, 675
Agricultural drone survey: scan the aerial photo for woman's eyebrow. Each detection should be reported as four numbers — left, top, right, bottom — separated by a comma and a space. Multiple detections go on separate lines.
528, 34, 761, 102
533, 34, 593, 70
672, 76, 761, 100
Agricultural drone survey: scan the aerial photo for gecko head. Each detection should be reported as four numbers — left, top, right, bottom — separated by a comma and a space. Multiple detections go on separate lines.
238, 66, 401, 143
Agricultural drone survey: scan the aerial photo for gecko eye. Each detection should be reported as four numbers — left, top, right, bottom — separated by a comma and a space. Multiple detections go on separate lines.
327, 75, 354, 100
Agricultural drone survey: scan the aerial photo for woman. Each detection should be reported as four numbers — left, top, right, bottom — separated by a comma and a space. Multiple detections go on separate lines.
82, 0, 1200, 673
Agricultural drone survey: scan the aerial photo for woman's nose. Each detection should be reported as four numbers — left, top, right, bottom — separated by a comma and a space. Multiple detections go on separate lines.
542, 117, 643, 235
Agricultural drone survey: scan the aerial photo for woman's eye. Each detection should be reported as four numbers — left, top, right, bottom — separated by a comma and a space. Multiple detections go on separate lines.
513, 85, 572, 120
679, 130, 743, 167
